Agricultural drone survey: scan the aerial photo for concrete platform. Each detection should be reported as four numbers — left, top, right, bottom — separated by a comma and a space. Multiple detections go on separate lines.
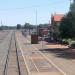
16, 32, 65, 75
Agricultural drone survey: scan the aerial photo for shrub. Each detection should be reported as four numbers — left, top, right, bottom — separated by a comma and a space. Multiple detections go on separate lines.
62, 39, 69, 45
69, 41, 75, 48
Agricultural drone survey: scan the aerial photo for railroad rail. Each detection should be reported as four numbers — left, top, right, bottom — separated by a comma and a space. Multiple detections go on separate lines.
1, 31, 66, 75
3, 32, 21, 75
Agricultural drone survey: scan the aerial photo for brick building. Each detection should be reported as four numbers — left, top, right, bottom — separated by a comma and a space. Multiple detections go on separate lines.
51, 13, 64, 40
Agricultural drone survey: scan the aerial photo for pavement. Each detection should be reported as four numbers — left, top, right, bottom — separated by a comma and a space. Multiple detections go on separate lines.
23, 34, 75, 75
34, 39, 75, 75
42, 44, 75, 75
16, 32, 65, 75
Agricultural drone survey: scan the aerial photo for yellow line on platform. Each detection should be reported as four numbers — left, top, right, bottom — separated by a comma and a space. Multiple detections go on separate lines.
26, 38, 66, 75
16, 32, 66, 75
16, 35, 31, 75
30, 57, 40, 73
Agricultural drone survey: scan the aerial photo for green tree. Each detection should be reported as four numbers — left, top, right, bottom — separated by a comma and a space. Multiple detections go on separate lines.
17, 24, 21, 29
24, 23, 30, 29
24, 23, 36, 30
59, 1, 75, 39
70, 0, 75, 13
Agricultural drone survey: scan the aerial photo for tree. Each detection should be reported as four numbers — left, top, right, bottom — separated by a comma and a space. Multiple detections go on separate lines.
24, 23, 30, 29
17, 24, 21, 29
59, 1, 75, 39
70, 0, 75, 13
24, 23, 36, 29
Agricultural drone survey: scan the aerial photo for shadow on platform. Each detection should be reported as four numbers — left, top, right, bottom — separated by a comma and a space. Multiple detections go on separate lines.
40, 48, 75, 59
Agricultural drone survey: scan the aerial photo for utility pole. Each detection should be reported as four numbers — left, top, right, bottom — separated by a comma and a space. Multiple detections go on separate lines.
36, 9, 37, 26
35, 8, 38, 34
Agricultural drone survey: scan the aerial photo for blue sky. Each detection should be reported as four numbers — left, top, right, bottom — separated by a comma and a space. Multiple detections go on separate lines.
0, 0, 71, 26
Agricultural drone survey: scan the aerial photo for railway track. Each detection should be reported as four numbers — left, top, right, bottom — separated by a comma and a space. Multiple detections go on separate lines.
0, 31, 9, 44
0, 31, 13, 75
16, 32, 65, 75
1, 31, 66, 75
3, 32, 21, 75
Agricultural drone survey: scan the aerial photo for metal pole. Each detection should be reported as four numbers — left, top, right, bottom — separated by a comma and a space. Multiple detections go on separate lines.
42, 37, 43, 50
36, 9, 37, 26
35, 8, 37, 34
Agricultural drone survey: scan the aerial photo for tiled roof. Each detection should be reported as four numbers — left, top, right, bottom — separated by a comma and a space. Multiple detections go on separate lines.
53, 14, 64, 22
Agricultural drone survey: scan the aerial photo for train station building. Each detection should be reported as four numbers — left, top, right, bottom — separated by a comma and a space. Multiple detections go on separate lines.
50, 13, 64, 40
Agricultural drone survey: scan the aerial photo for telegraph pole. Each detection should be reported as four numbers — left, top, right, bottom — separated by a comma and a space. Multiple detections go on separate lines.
35, 8, 38, 34
36, 9, 37, 26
